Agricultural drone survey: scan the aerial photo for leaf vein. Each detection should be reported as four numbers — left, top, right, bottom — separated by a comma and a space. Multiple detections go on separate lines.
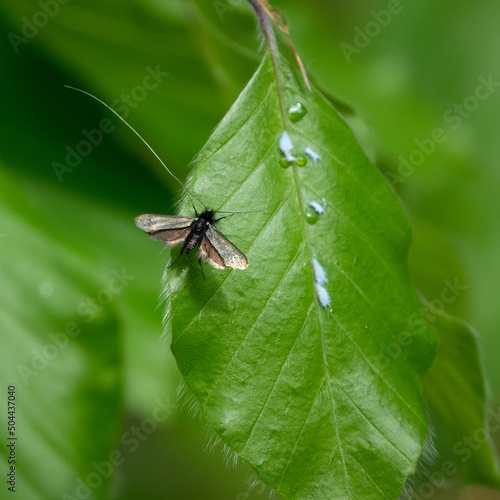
290, 111, 407, 238
277, 374, 327, 487
327, 310, 425, 425
172, 187, 293, 351
345, 450, 392, 500
202, 84, 275, 162
339, 386, 414, 464
240, 301, 315, 453
204, 241, 306, 405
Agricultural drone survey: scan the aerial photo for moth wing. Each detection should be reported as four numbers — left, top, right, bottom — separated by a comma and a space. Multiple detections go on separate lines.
135, 214, 194, 247
135, 214, 194, 232
198, 225, 248, 270
149, 227, 194, 247
198, 235, 226, 269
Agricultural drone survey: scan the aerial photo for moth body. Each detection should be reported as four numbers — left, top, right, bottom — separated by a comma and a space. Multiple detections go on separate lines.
135, 208, 248, 270
182, 211, 214, 256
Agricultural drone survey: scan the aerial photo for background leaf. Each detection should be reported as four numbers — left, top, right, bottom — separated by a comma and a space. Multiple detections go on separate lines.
423, 308, 500, 487
0, 167, 123, 500
167, 53, 437, 500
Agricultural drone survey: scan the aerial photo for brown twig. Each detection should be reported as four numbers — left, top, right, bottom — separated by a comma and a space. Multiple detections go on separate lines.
254, 0, 311, 90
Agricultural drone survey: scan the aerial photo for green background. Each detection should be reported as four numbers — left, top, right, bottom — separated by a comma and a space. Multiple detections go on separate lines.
0, 0, 499, 498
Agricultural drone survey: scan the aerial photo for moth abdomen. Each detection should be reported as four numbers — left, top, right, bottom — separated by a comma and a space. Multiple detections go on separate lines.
184, 233, 201, 254
180, 218, 204, 255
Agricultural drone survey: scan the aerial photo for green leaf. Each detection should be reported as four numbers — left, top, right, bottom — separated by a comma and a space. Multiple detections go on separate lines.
165, 53, 437, 499
423, 308, 500, 486
0, 168, 122, 500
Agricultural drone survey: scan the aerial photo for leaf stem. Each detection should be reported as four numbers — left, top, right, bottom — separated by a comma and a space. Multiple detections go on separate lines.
247, 0, 288, 123
252, 0, 311, 90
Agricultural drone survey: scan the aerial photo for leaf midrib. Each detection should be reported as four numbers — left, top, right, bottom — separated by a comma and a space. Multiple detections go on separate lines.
267, 49, 356, 495
266, 49, 422, 497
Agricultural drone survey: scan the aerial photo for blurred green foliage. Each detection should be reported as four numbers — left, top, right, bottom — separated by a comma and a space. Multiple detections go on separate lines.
1, 0, 499, 499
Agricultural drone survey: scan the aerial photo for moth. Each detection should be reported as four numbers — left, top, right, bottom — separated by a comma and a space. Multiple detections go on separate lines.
135, 207, 249, 270
64, 86, 250, 272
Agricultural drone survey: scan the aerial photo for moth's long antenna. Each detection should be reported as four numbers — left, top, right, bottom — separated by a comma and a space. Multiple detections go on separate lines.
216, 205, 275, 215
216, 208, 266, 214
216, 198, 286, 215
64, 85, 206, 208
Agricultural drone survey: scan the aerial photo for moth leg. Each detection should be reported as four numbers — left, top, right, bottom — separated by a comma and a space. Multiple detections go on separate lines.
189, 195, 199, 217
212, 215, 229, 224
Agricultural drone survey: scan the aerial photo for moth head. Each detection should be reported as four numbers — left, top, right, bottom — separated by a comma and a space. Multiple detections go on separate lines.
200, 209, 216, 223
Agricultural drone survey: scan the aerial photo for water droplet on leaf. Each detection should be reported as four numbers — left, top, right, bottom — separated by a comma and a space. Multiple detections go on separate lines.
305, 208, 319, 224
296, 155, 307, 166
288, 102, 307, 122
